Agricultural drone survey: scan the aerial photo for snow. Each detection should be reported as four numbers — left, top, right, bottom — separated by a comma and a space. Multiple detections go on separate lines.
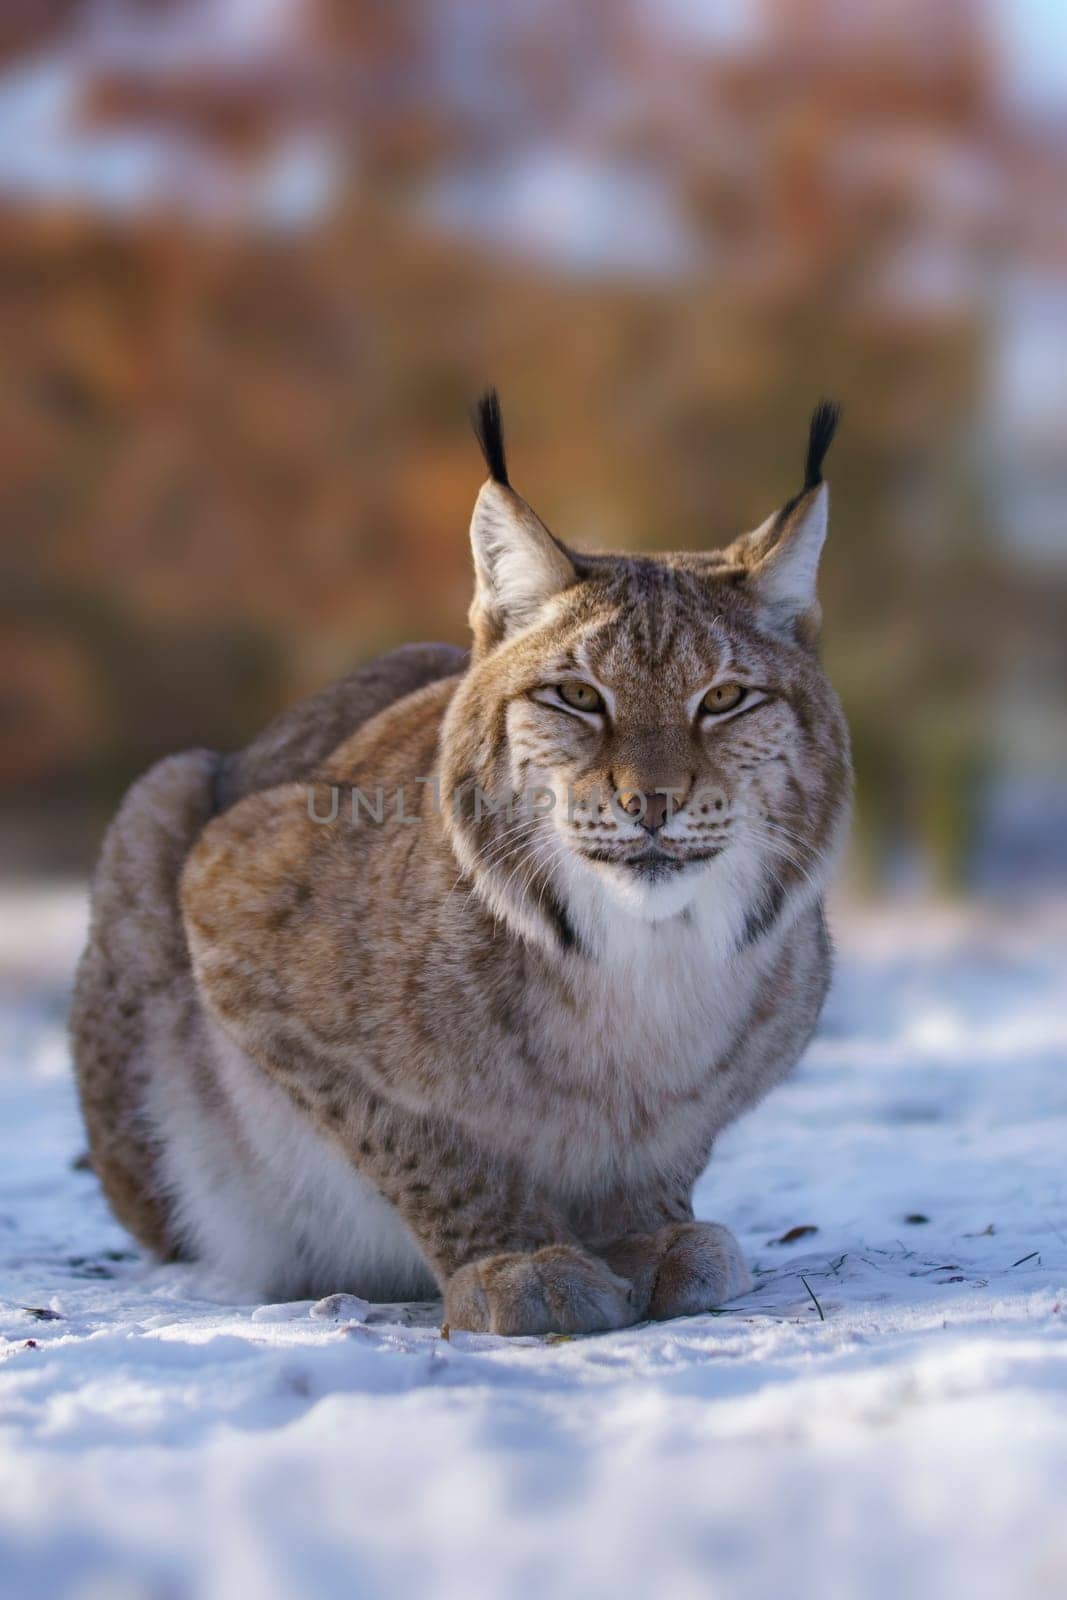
2, 889, 1066, 1600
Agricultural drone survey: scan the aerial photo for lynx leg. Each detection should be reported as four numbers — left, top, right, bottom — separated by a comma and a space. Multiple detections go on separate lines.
444, 1245, 637, 1336
602, 1221, 752, 1321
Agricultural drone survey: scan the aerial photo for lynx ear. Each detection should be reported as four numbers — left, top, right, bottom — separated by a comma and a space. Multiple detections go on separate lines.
468, 390, 575, 645
729, 400, 840, 640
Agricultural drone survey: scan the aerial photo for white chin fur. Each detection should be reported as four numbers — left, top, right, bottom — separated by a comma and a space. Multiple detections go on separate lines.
552, 833, 791, 966
589, 860, 705, 922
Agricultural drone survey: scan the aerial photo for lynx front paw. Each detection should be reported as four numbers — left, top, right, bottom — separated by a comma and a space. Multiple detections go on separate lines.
444, 1244, 638, 1336
647, 1220, 752, 1319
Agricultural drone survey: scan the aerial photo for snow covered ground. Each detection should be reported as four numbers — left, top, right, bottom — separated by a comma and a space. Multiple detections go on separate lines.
1, 887, 1066, 1600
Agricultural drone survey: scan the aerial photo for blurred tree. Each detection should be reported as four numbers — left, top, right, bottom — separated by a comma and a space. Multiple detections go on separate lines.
0, 0, 1064, 890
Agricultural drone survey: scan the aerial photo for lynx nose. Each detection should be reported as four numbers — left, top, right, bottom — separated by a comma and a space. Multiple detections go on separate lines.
618, 790, 671, 834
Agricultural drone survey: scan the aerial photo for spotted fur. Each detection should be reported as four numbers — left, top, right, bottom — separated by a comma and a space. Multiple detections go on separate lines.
72, 399, 851, 1333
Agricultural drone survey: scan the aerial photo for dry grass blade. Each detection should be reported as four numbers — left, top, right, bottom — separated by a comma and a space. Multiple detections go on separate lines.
799, 1274, 826, 1321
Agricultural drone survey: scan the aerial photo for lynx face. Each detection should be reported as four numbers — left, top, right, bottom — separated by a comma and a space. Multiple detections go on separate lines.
441, 395, 851, 952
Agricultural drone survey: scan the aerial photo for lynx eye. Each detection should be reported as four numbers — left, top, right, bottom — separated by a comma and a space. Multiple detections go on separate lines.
557, 680, 605, 714
701, 683, 746, 716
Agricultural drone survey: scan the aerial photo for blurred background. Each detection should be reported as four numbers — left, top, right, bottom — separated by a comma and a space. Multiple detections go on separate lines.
1, 0, 1065, 901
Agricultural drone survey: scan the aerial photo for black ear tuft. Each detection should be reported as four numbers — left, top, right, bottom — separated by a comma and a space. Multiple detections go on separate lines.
471, 388, 509, 487
803, 399, 841, 491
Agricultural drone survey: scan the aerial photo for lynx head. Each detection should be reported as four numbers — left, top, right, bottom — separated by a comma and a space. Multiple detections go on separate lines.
440, 391, 851, 959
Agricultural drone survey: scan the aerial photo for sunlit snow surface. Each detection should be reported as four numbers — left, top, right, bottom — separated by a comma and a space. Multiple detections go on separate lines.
1, 890, 1066, 1600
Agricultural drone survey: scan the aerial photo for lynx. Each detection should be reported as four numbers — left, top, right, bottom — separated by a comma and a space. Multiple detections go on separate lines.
72, 393, 851, 1335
